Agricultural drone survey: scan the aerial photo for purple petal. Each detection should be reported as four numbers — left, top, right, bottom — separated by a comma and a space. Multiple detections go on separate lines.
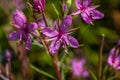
92, 10, 104, 19
83, 0, 91, 7
41, 27, 58, 37
53, 21, 59, 30
41, 0, 45, 9
61, 15, 72, 31
26, 36, 32, 50
81, 12, 92, 24
49, 40, 60, 54
71, 10, 81, 15
8, 31, 21, 40
12, 10, 27, 28
75, 0, 82, 9
87, 5, 100, 10
65, 36, 79, 48
27, 22, 38, 33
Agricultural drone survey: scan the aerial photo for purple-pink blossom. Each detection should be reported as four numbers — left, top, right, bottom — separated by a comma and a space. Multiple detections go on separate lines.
71, 58, 89, 77
108, 48, 120, 70
42, 15, 79, 54
33, 0, 45, 13
8, 10, 38, 50
72, 0, 104, 24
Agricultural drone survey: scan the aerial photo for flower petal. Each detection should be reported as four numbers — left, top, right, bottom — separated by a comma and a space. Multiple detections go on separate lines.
75, 0, 82, 9
8, 31, 21, 40
41, 27, 58, 37
71, 10, 81, 15
81, 12, 92, 24
61, 15, 72, 31
49, 40, 60, 54
12, 10, 27, 28
66, 36, 79, 48
83, 0, 91, 7
27, 22, 38, 33
92, 10, 104, 19
26, 36, 32, 50
41, 0, 45, 10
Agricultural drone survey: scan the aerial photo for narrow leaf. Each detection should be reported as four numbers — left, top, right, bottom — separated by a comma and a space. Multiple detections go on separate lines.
30, 64, 57, 80
89, 70, 97, 80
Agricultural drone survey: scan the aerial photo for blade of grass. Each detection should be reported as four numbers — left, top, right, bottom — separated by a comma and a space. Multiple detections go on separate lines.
89, 70, 97, 80
30, 64, 57, 80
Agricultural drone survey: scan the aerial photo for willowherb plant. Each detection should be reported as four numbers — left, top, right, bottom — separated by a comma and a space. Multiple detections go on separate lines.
4, 0, 120, 80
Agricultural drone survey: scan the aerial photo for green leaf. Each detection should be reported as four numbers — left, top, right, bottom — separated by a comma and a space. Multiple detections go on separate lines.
107, 76, 116, 80
32, 40, 43, 48
89, 70, 97, 80
51, 3, 59, 16
30, 64, 57, 80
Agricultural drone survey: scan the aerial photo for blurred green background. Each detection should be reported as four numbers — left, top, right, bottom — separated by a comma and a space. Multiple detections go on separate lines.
0, 0, 120, 80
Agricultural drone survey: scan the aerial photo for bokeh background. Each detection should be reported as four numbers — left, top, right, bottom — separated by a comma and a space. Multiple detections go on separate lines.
0, 0, 120, 80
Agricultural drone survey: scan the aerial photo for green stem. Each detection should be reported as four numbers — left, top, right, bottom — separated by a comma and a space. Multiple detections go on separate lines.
98, 34, 105, 80
30, 64, 56, 80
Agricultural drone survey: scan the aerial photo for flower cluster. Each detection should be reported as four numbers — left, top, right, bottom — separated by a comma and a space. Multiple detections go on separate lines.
8, 0, 104, 53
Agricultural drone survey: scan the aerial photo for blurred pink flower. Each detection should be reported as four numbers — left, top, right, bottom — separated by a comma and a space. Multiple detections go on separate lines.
71, 58, 89, 77
14, 0, 26, 10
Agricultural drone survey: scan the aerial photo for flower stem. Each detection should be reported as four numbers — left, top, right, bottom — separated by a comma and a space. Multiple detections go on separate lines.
52, 54, 62, 80
42, 12, 48, 27
33, 12, 62, 80
98, 34, 105, 80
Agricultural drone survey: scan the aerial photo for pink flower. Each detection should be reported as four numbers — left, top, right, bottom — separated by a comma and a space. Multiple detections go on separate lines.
108, 48, 120, 70
8, 10, 38, 50
71, 58, 89, 77
72, 0, 104, 24
42, 15, 79, 54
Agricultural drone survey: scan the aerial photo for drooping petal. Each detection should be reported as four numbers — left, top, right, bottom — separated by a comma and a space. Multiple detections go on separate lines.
92, 10, 104, 19
83, 0, 92, 7
41, 0, 45, 10
75, 0, 82, 9
67, 36, 79, 48
81, 12, 92, 24
8, 31, 21, 40
49, 40, 60, 54
27, 22, 38, 33
61, 15, 72, 31
12, 10, 27, 28
41, 27, 58, 37
25, 36, 32, 50
71, 10, 81, 15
